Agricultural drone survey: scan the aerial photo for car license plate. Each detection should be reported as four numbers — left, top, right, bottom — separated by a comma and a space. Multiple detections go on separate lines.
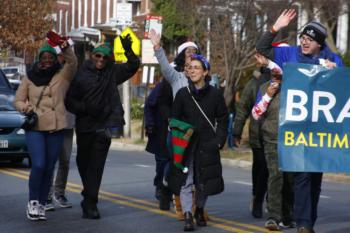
0, 140, 8, 148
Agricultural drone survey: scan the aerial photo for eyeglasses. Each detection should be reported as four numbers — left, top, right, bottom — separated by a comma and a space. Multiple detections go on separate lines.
188, 65, 203, 71
299, 36, 315, 43
94, 53, 109, 60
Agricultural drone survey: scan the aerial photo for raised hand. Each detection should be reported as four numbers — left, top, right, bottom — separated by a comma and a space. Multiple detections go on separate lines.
120, 34, 133, 53
273, 9, 297, 32
149, 29, 161, 49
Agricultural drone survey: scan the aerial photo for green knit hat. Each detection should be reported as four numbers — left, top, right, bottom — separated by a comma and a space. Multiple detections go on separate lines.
169, 118, 194, 173
39, 43, 57, 59
92, 42, 112, 56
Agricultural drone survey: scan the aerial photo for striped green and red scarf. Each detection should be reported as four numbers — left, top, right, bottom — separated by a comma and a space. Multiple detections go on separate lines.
169, 118, 194, 173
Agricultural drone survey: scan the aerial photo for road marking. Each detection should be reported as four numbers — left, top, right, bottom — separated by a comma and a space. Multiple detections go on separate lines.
320, 195, 331, 199
233, 181, 252, 186
134, 164, 152, 168
0, 168, 277, 233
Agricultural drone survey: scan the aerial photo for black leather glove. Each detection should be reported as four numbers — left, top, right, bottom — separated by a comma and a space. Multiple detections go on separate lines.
145, 125, 156, 136
120, 34, 133, 53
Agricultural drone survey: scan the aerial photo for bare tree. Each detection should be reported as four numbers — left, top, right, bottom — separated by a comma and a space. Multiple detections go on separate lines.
166, 0, 349, 108
0, 0, 55, 58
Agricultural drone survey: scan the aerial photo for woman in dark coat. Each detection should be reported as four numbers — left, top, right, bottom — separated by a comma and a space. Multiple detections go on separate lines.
170, 54, 228, 231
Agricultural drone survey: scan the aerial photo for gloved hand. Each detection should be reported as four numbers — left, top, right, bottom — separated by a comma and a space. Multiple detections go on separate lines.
120, 34, 133, 53
145, 125, 156, 136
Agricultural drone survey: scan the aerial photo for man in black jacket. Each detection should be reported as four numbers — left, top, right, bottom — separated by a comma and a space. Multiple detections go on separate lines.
65, 35, 140, 219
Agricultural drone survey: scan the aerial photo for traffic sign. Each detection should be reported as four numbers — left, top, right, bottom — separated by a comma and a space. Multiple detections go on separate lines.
144, 15, 163, 38
116, 3, 132, 25
114, 27, 141, 62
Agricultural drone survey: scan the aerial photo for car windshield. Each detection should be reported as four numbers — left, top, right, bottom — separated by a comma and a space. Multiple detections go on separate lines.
2, 68, 18, 74
0, 70, 13, 90
0, 94, 15, 111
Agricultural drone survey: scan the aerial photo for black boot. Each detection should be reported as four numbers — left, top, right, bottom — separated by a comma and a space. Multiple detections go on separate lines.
194, 207, 207, 226
183, 212, 194, 231
81, 200, 100, 219
159, 185, 171, 210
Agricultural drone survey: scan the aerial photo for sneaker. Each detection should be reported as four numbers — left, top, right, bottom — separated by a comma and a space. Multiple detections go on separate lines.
264, 218, 280, 231
44, 196, 55, 211
38, 204, 47, 221
53, 195, 72, 208
26, 200, 39, 221
279, 219, 296, 228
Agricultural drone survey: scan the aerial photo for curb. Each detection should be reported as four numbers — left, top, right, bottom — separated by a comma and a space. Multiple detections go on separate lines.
110, 141, 145, 151
110, 141, 252, 168
221, 158, 252, 169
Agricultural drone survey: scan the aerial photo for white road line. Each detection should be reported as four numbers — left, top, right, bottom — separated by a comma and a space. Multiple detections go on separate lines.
320, 195, 331, 199
233, 181, 252, 186
134, 164, 152, 168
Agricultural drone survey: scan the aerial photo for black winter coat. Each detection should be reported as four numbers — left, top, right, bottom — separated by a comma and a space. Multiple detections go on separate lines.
145, 79, 173, 156
171, 82, 228, 196
65, 53, 140, 132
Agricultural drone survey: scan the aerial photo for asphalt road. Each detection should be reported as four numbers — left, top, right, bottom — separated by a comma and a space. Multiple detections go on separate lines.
1, 144, 350, 233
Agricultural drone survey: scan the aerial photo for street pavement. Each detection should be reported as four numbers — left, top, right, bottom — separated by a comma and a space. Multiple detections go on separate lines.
1, 143, 350, 233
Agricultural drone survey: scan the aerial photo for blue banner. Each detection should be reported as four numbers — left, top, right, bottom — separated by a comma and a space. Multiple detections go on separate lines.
278, 63, 350, 172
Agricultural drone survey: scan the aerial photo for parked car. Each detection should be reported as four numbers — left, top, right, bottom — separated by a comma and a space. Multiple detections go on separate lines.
1, 66, 22, 90
0, 69, 29, 166
1, 66, 20, 79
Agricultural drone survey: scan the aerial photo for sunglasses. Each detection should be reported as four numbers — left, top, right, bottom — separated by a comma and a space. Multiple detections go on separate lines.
94, 53, 109, 60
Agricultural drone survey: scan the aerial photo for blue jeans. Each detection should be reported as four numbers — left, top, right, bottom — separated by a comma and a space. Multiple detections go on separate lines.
26, 130, 64, 204
294, 172, 323, 229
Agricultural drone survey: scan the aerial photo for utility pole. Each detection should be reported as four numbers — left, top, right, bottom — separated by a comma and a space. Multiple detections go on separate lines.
207, 17, 211, 62
122, 0, 131, 137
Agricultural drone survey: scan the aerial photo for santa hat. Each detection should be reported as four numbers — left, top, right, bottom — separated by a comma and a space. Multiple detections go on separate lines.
177, 41, 198, 55
169, 118, 194, 173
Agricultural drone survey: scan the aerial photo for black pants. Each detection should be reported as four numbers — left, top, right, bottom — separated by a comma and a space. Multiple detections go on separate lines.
76, 130, 111, 204
294, 172, 323, 229
252, 147, 268, 203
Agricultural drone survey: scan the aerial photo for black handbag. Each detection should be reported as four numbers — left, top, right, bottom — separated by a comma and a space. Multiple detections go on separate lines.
21, 86, 47, 130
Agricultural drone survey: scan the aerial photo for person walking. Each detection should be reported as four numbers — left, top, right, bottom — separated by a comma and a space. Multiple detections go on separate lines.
149, 29, 199, 216
170, 54, 228, 231
45, 113, 75, 211
233, 62, 270, 218
65, 35, 140, 219
45, 54, 76, 211
256, 9, 343, 233
14, 40, 77, 221
252, 63, 295, 231
144, 79, 173, 205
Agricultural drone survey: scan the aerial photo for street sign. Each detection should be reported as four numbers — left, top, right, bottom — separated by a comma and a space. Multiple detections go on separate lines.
141, 39, 158, 64
114, 27, 141, 62
116, 3, 132, 25
144, 15, 163, 38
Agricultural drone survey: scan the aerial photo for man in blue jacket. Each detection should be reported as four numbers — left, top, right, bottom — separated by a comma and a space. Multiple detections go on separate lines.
256, 9, 343, 233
